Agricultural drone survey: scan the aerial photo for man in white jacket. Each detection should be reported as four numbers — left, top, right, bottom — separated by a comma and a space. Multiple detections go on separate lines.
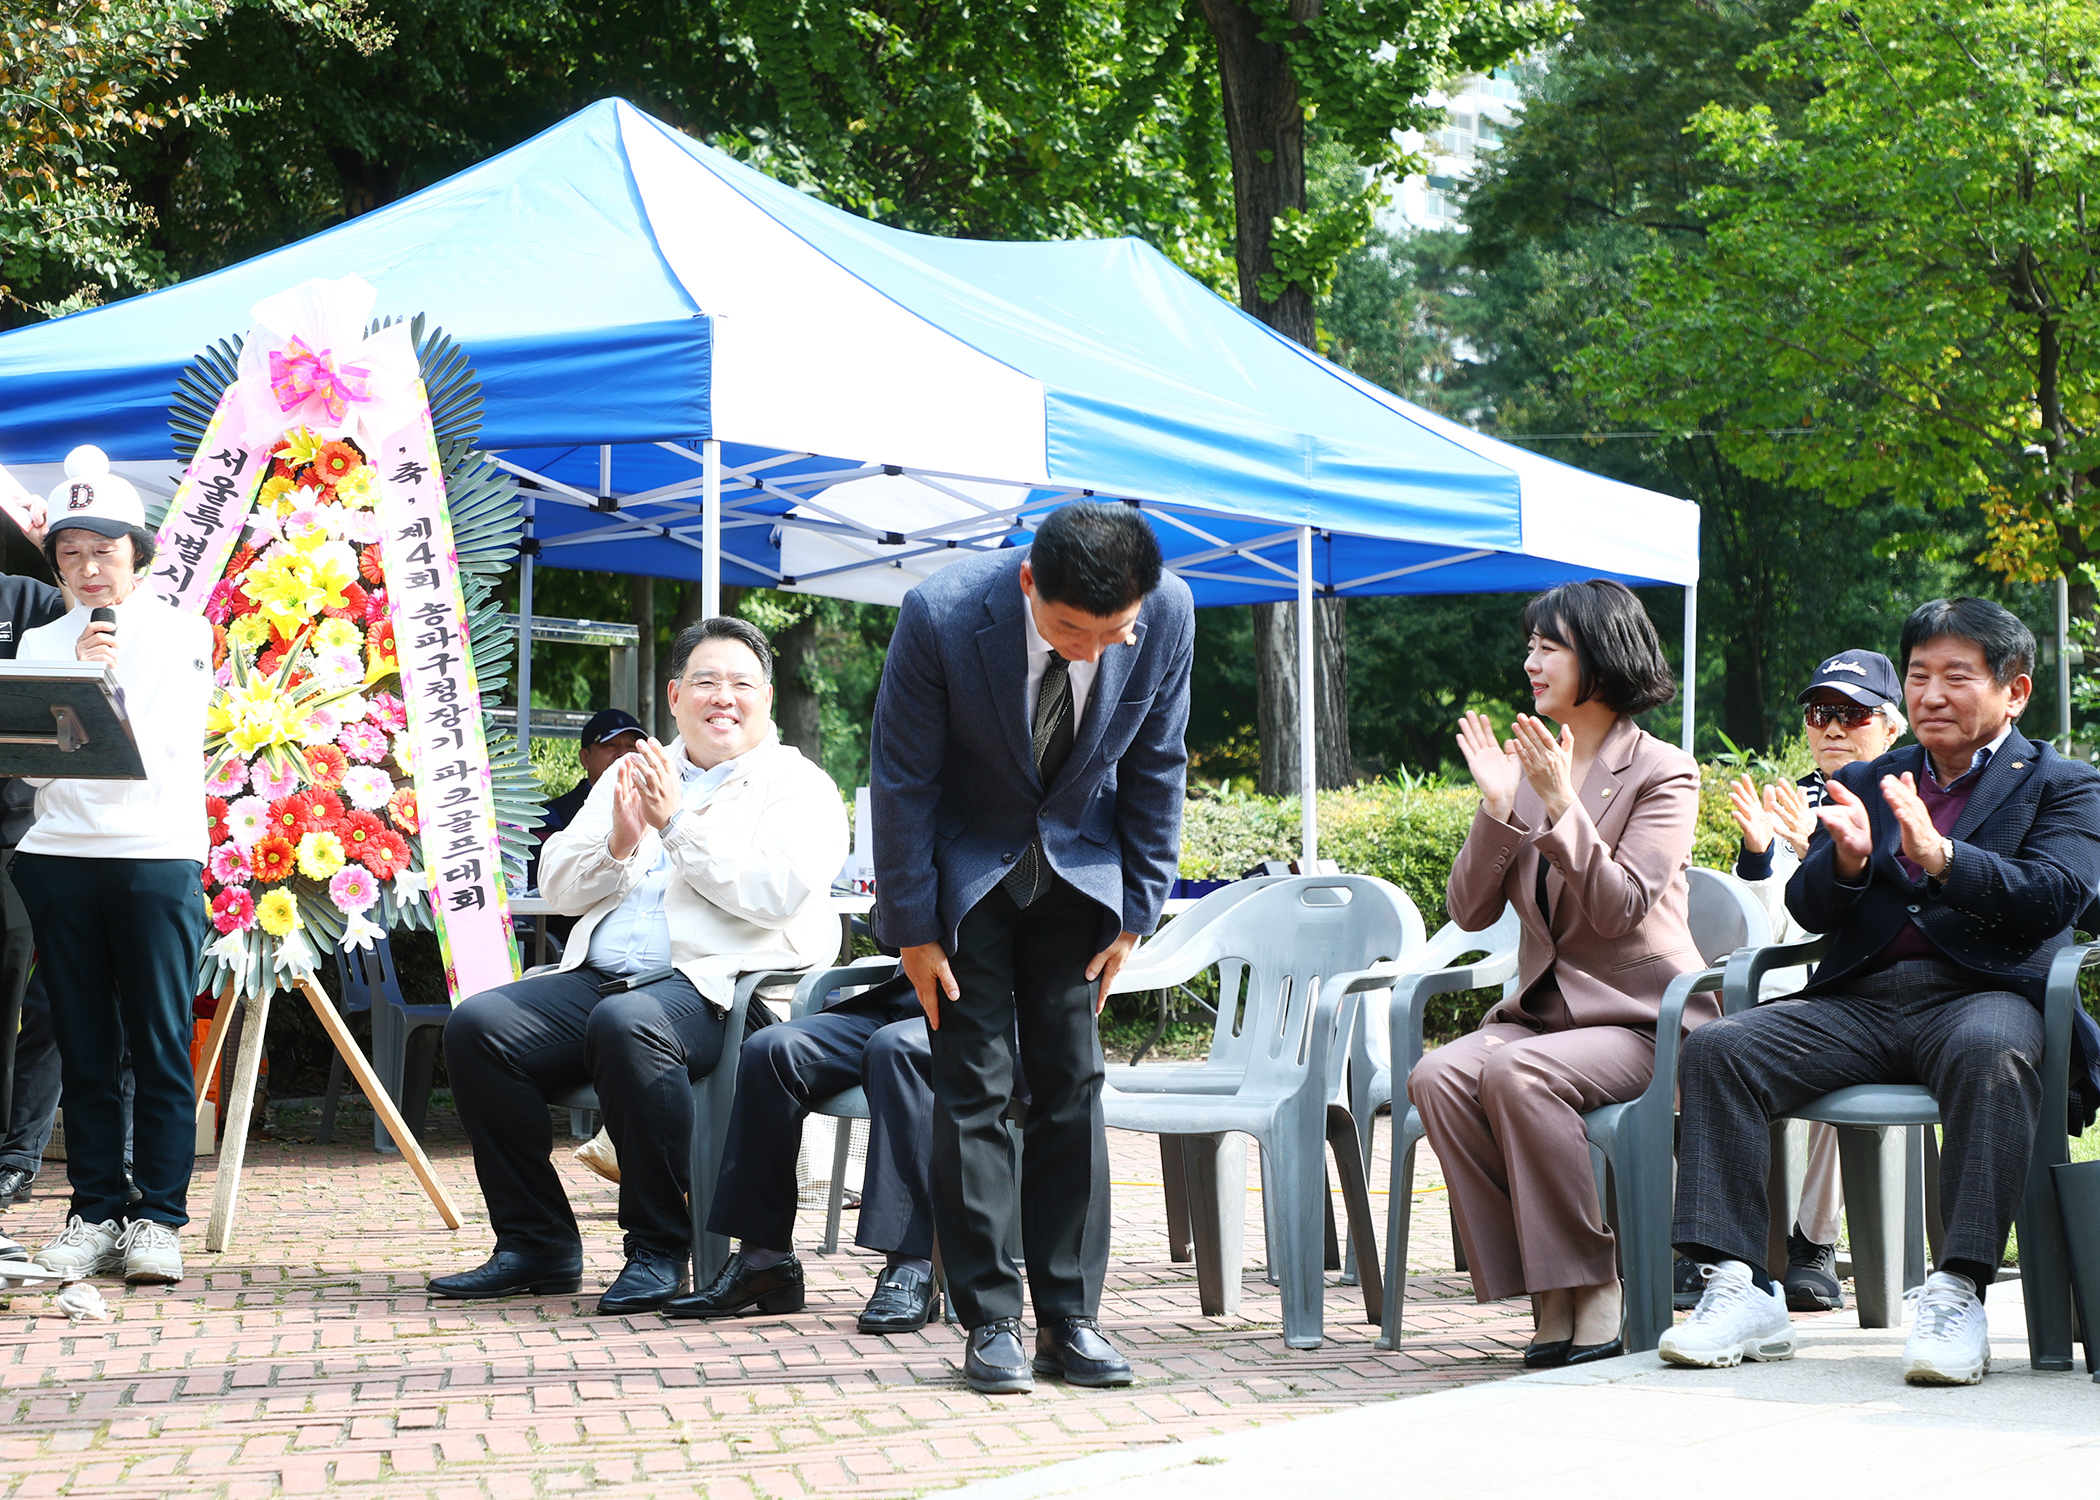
431, 617, 848, 1314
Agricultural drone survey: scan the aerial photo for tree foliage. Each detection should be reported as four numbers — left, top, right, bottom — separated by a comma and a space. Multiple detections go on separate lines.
1573, 0, 2100, 603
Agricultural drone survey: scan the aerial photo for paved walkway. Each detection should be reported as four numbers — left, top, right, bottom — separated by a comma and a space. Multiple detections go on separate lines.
0, 1097, 1543, 1499
948, 1286, 2099, 1500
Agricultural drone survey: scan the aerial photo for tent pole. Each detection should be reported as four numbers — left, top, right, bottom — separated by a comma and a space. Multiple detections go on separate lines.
703, 439, 722, 618
518, 494, 535, 762
1298, 525, 1317, 868
1681, 584, 1697, 755
2059, 571, 2073, 748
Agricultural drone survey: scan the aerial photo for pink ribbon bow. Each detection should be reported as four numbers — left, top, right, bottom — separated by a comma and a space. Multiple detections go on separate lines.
267, 335, 373, 423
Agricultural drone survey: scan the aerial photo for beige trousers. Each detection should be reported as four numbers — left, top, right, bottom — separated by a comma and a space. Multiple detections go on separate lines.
1409, 1008, 1655, 1301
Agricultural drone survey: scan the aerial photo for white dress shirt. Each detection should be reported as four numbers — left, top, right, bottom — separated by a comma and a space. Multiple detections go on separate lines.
585, 751, 742, 976
1021, 592, 1098, 729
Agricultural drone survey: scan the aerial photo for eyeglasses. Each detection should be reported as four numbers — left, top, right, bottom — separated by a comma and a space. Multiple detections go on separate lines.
685, 675, 765, 696
1804, 703, 1878, 730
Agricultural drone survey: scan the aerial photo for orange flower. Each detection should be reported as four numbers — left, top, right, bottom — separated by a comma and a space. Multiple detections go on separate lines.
366, 619, 398, 667
313, 440, 362, 485
251, 835, 297, 884
386, 788, 419, 836
303, 743, 348, 791
359, 544, 386, 586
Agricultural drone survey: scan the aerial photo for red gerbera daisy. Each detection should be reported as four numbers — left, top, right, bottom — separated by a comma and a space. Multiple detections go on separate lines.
386, 788, 419, 836
363, 829, 411, 882
313, 440, 361, 485
303, 743, 348, 791
205, 795, 232, 847
339, 808, 386, 860
251, 835, 297, 884
340, 582, 370, 619
359, 544, 386, 586
267, 790, 343, 843
257, 648, 288, 679
225, 544, 258, 578
366, 619, 397, 664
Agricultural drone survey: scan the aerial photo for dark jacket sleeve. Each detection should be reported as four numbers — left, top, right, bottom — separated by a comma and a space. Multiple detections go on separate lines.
1935, 763, 2100, 952
1112, 597, 1193, 937
869, 590, 949, 951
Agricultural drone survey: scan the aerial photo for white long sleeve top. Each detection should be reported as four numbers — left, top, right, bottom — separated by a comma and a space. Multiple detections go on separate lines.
16, 590, 214, 863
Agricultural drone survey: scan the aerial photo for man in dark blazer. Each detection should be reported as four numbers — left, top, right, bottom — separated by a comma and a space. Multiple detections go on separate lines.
871, 501, 1192, 1394
1663, 597, 2100, 1387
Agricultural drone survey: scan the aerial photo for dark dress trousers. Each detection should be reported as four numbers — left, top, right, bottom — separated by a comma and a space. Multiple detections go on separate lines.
1672, 728, 2100, 1273
871, 548, 1193, 1327
706, 975, 936, 1256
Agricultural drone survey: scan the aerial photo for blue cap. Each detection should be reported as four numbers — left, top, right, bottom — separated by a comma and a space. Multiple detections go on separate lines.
1797, 650, 1901, 708
579, 708, 645, 746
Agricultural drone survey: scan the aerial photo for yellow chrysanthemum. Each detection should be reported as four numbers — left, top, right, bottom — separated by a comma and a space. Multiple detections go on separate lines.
315, 618, 361, 651
334, 466, 379, 509
296, 830, 346, 880
227, 613, 271, 649
255, 888, 300, 937
258, 475, 293, 511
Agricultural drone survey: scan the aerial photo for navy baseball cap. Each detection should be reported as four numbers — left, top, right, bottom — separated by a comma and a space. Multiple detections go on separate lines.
579, 708, 646, 746
1797, 649, 1901, 708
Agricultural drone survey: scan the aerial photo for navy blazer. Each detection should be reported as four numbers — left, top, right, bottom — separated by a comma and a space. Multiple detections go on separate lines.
1785, 726, 2100, 1129
870, 549, 1194, 953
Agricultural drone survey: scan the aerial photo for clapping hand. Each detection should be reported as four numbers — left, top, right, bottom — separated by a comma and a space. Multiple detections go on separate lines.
1879, 772, 1948, 876
1769, 780, 1816, 855
628, 738, 685, 830
1455, 710, 1522, 823
1510, 713, 1578, 822
609, 757, 648, 861
1813, 779, 1875, 879
1728, 773, 1774, 854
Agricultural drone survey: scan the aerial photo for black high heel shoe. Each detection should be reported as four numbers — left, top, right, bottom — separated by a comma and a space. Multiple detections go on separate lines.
1562, 1336, 1625, 1367
1522, 1338, 1573, 1369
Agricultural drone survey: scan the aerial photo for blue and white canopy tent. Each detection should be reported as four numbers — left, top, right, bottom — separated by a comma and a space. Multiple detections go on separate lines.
0, 99, 1700, 859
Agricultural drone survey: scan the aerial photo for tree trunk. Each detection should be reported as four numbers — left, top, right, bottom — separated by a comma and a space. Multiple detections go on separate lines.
774, 610, 823, 762
1199, 0, 1352, 789
1253, 596, 1351, 794
630, 576, 656, 738
1722, 624, 1765, 753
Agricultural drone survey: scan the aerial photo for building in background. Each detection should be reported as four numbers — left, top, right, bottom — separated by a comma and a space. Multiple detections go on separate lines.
1387, 69, 1524, 232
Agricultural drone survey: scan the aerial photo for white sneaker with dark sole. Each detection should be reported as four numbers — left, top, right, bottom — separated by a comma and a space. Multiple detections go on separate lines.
117, 1219, 183, 1285
1901, 1271, 1990, 1385
33, 1216, 125, 1277
1657, 1261, 1798, 1368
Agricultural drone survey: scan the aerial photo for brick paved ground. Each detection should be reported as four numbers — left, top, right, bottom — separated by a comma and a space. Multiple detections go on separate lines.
0, 1091, 1539, 1500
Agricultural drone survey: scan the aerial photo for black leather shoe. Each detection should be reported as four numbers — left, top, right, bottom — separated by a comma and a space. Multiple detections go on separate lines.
429, 1251, 583, 1300
965, 1317, 1033, 1394
1522, 1338, 1572, 1369
662, 1252, 805, 1319
1563, 1337, 1625, 1367
597, 1245, 689, 1314
0, 1167, 32, 1208
1031, 1316, 1133, 1387
858, 1263, 940, 1334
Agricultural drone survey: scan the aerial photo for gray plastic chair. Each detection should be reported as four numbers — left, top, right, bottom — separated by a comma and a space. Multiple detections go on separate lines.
1103, 875, 1419, 1348
1373, 865, 1758, 1354
550, 965, 811, 1289
789, 957, 923, 1255
318, 935, 452, 1153
1724, 929, 2087, 1368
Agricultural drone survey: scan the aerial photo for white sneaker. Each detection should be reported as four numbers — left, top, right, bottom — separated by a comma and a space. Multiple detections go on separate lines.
1658, 1261, 1798, 1367
0, 1232, 24, 1263
1902, 1271, 1990, 1384
117, 1219, 183, 1285
33, 1215, 124, 1277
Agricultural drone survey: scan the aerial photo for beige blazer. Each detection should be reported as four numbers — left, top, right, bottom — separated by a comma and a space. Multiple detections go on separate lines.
538, 731, 849, 1006
1446, 714, 1712, 1033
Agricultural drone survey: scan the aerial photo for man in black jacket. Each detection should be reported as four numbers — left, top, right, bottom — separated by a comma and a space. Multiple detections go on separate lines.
1662, 597, 2100, 1387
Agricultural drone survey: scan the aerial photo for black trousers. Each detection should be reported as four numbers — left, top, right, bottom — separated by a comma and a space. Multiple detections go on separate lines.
1673, 957, 2044, 1277
445, 966, 726, 1261
707, 976, 935, 1258
10, 853, 205, 1228
0, 964, 134, 1176
931, 879, 1110, 1327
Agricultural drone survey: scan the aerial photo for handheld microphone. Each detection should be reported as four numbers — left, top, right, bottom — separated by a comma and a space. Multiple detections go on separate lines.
89, 607, 115, 626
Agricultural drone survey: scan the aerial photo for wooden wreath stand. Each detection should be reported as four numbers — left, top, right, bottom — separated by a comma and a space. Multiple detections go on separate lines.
191, 971, 461, 1251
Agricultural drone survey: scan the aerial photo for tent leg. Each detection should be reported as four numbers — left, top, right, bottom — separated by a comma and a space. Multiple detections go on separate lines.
1681, 583, 1697, 755
1298, 525, 1317, 867
517, 496, 534, 759
703, 438, 722, 618
2059, 572, 2073, 749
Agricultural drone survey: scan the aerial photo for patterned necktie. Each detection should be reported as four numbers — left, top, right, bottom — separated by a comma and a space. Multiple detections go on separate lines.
1002, 653, 1075, 907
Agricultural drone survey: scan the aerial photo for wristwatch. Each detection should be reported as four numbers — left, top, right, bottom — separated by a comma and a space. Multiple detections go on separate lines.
1931, 835, 1955, 883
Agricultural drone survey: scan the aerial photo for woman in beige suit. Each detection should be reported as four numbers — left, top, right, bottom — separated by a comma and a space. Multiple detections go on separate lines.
1410, 579, 1703, 1368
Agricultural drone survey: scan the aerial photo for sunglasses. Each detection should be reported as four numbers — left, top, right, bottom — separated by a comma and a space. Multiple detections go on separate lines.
1804, 703, 1879, 730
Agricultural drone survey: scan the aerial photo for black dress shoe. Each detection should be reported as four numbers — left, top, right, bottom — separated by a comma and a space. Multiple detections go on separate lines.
662, 1252, 805, 1319
597, 1246, 689, 1314
964, 1317, 1033, 1394
1522, 1339, 1572, 1369
1031, 1316, 1133, 1387
429, 1251, 583, 1300
858, 1263, 940, 1334
1563, 1337, 1625, 1367
0, 1167, 32, 1207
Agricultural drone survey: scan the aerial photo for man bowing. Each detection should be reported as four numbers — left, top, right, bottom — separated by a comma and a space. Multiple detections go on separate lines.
871, 501, 1192, 1394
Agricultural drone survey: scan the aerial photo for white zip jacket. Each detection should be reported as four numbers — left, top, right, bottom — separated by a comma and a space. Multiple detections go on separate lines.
538, 729, 849, 1005
17, 591, 214, 863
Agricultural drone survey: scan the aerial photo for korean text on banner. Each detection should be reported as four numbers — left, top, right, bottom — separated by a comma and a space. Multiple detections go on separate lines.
151, 392, 270, 611
378, 393, 519, 1001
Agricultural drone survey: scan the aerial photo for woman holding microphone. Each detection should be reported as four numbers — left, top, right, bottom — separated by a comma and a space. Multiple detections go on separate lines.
1409, 578, 1704, 1367
16, 450, 213, 1286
